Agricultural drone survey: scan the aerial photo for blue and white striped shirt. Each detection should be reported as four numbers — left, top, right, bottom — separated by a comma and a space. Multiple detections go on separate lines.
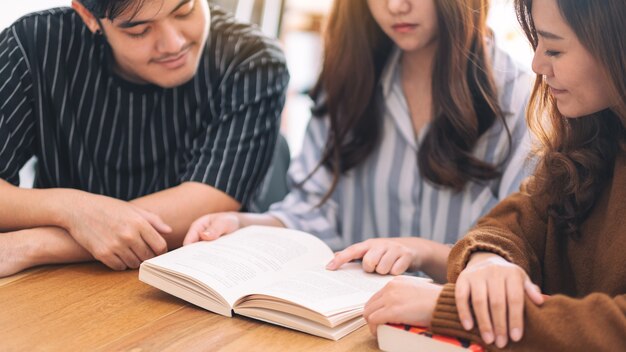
269, 44, 534, 250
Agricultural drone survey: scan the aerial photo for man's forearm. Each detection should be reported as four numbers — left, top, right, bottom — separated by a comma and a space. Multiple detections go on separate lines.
1, 179, 241, 250
0, 179, 71, 231
131, 182, 240, 249
0, 226, 93, 277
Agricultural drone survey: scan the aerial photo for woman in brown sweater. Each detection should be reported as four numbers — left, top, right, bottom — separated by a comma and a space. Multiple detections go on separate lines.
363, 0, 626, 350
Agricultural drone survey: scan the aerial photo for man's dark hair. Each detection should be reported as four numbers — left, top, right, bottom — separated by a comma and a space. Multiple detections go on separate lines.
79, 0, 148, 20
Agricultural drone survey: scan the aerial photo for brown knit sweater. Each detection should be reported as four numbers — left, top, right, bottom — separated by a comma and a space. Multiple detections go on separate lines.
431, 152, 626, 351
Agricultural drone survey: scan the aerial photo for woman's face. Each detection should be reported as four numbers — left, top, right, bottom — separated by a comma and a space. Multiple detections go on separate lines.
366, 0, 439, 54
531, 0, 616, 118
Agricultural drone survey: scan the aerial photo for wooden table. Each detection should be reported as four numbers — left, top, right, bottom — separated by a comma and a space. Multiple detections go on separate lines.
0, 263, 381, 351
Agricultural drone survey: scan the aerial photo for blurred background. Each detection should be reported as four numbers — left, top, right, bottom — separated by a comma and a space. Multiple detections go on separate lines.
1, 0, 532, 186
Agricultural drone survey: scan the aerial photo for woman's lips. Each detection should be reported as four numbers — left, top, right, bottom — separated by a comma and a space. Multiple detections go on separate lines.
392, 23, 418, 33
549, 86, 568, 95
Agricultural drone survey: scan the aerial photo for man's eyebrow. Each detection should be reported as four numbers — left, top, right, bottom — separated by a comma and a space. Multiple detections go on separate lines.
117, 0, 192, 29
537, 29, 564, 40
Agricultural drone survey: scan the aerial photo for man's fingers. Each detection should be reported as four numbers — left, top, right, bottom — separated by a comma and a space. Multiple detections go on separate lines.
129, 236, 157, 261
116, 247, 142, 269
140, 224, 168, 256
99, 253, 127, 271
135, 208, 172, 234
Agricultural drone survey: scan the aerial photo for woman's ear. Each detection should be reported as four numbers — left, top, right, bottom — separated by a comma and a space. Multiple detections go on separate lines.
71, 0, 102, 34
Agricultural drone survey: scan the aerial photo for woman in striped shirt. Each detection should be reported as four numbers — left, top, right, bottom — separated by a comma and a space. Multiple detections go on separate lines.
184, 0, 534, 283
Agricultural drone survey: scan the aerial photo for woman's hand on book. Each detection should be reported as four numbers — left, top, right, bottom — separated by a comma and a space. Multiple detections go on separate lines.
183, 212, 241, 245
364, 276, 442, 335
455, 252, 544, 348
325, 238, 421, 275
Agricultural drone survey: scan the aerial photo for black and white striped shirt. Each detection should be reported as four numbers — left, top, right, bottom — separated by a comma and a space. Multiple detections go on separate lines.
0, 5, 289, 204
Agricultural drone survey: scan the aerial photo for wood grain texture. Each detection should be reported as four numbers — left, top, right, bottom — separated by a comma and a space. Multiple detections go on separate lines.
0, 263, 381, 351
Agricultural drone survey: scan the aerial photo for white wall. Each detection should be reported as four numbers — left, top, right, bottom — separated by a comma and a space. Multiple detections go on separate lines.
0, 1, 71, 30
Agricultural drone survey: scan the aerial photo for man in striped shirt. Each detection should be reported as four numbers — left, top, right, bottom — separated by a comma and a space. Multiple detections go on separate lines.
0, 0, 289, 277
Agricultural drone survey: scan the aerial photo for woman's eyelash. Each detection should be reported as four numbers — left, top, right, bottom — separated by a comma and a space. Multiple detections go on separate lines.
545, 50, 561, 57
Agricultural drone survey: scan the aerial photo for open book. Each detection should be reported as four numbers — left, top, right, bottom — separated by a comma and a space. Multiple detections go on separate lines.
139, 226, 416, 340
378, 324, 484, 352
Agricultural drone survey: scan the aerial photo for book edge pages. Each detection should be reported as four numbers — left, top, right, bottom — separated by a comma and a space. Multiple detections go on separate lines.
234, 306, 366, 340
139, 263, 233, 317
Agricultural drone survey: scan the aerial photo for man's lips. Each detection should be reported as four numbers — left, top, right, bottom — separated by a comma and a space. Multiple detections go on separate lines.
153, 46, 191, 68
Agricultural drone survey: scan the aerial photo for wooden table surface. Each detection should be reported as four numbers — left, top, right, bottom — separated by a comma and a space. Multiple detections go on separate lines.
0, 263, 381, 351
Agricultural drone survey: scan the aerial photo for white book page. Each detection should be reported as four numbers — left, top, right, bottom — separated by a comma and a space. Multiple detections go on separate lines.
142, 226, 334, 306
243, 263, 403, 316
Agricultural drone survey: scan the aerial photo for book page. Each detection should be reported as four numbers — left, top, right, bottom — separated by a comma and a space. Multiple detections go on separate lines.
141, 226, 334, 307
239, 263, 408, 317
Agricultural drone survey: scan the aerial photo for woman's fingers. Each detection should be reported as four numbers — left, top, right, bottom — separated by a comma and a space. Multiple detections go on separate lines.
389, 254, 413, 275
471, 280, 495, 345
525, 279, 545, 305
183, 215, 213, 245
326, 242, 370, 270
487, 278, 508, 348
507, 276, 526, 342
374, 248, 403, 274
361, 246, 386, 273
455, 277, 474, 331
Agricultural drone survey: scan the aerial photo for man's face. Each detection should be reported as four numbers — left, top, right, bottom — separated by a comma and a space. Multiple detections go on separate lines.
99, 0, 210, 88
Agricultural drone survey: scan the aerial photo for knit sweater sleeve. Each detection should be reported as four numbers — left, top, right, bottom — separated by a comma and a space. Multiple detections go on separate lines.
446, 185, 549, 284
432, 284, 626, 351
429, 185, 626, 350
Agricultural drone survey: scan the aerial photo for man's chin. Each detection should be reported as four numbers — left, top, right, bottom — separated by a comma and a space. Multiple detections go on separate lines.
152, 72, 196, 89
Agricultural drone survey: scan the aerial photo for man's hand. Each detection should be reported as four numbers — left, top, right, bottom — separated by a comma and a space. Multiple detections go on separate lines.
59, 191, 170, 270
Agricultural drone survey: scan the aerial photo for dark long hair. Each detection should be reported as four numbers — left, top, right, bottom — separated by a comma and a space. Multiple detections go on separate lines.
310, 0, 507, 203
515, 0, 626, 237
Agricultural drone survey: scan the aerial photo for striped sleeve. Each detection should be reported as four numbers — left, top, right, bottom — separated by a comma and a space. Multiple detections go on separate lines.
267, 117, 345, 250
180, 53, 289, 205
0, 26, 35, 185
